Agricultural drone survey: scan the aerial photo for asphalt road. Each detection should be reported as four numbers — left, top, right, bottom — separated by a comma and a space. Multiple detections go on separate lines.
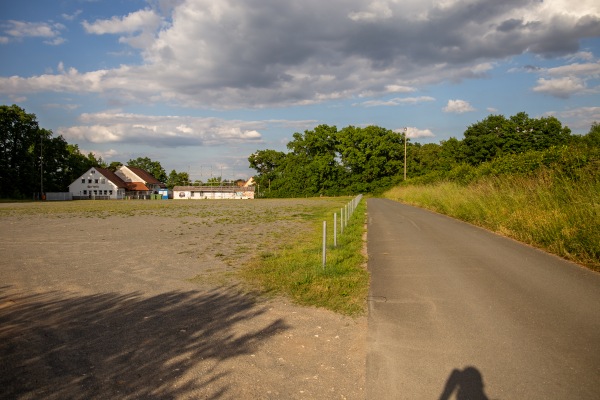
366, 198, 600, 400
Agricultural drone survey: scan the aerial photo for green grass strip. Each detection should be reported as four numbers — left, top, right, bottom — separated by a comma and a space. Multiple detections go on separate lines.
240, 198, 369, 316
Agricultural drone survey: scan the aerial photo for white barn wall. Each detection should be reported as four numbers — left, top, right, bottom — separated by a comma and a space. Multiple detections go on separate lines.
69, 168, 125, 199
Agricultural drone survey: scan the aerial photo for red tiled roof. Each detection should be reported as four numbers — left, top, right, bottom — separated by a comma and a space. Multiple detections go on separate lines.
126, 166, 162, 184
95, 167, 127, 189
125, 182, 150, 191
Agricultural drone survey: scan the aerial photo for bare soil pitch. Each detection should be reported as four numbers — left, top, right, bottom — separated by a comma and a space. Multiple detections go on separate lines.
0, 200, 366, 399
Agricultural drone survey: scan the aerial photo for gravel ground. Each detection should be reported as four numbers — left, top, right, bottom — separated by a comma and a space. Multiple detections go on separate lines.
0, 200, 366, 399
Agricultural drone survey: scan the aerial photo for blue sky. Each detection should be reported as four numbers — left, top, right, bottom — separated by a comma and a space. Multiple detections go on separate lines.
1, 0, 599, 181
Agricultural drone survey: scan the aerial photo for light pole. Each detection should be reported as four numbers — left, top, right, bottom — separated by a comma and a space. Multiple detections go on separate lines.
403, 127, 407, 180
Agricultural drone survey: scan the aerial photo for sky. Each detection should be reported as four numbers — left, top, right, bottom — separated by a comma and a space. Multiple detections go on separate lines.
1, 0, 599, 181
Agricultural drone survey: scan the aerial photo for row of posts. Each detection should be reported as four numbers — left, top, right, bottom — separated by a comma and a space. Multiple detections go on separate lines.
322, 194, 363, 268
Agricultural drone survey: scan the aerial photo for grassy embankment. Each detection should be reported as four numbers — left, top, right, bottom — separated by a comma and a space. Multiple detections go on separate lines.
383, 145, 600, 271
241, 197, 369, 316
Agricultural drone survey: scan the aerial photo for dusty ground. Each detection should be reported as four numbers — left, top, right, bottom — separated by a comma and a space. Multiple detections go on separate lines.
0, 199, 366, 399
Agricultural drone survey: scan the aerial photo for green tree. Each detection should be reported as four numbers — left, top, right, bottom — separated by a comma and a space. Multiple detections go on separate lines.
462, 112, 572, 164
108, 161, 123, 172
127, 156, 167, 182
0, 105, 40, 198
583, 122, 600, 147
337, 125, 403, 192
166, 170, 190, 189
248, 149, 286, 193
285, 125, 343, 196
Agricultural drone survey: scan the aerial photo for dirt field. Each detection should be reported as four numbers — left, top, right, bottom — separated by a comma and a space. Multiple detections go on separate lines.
0, 199, 366, 399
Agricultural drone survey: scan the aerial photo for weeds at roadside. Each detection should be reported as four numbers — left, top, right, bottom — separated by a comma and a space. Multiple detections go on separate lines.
240, 199, 369, 316
384, 165, 599, 271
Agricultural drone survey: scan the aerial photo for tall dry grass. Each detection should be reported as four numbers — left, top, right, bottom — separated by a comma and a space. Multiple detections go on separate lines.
384, 164, 599, 271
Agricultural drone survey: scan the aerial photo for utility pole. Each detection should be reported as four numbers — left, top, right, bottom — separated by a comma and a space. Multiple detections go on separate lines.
40, 133, 43, 198
404, 127, 407, 180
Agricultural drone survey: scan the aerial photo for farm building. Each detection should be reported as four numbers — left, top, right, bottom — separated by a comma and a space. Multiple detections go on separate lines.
115, 166, 166, 193
173, 185, 255, 200
68, 166, 166, 200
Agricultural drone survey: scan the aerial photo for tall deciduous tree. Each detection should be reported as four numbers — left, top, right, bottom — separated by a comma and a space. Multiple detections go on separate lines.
337, 125, 403, 192
0, 105, 40, 198
166, 170, 190, 189
462, 112, 572, 164
127, 157, 167, 183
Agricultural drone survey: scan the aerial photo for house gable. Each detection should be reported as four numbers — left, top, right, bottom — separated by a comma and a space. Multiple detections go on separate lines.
115, 166, 165, 191
68, 167, 127, 199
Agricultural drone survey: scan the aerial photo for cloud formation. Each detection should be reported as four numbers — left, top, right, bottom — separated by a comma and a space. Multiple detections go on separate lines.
1, 0, 599, 109
59, 112, 264, 147
1, 20, 66, 45
443, 99, 475, 113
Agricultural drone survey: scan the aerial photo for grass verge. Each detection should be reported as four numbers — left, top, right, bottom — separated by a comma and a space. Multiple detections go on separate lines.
383, 166, 599, 271
240, 198, 369, 316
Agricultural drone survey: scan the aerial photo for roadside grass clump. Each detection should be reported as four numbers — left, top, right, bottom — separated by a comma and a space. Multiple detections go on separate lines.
384, 150, 599, 271
240, 198, 369, 316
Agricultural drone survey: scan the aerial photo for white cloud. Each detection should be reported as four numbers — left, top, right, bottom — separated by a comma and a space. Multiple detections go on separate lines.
1, 0, 600, 108
83, 9, 161, 34
357, 96, 435, 107
550, 106, 600, 130
62, 10, 82, 22
83, 8, 163, 48
1, 20, 66, 44
443, 99, 475, 113
546, 61, 600, 77
58, 112, 264, 147
393, 126, 435, 139
407, 127, 435, 139
532, 77, 586, 98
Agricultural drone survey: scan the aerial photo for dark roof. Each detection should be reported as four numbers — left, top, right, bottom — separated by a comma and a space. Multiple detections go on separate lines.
95, 167, 127, 189
126, 166, 162, 185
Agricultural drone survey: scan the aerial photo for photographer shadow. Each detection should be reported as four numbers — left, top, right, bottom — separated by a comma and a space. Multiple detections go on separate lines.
439, 366, 490, 400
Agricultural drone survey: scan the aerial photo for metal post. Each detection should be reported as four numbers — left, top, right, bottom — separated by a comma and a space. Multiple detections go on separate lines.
404, 127, 407, 181
334, 213, 337, 248
322, 221, 327, 268
345, 204, 349, 226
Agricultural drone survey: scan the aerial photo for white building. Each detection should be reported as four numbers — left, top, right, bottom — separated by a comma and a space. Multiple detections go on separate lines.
68, 166, 166, 200
115, 166, 165, 193
173, 185, 255, 200
68, 167, 127, 199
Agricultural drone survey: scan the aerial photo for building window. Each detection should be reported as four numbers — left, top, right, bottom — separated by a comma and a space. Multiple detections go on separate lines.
101, 179, 106, 184
88, 179, 92, 183
109, 190, 113, 195
104, 190, 107, 195
91, 170, 95, 174
81, 179, 85, 183
95, 179, 99, 184
94, 190, 98, 195
83, 190, 87, 195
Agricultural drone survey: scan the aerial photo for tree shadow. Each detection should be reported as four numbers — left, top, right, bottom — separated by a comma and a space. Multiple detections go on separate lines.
439, 366, 490, 400
0, 286, 289, 399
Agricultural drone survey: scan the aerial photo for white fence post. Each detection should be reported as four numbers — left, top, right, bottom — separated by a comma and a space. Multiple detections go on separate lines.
334, 212, 337, 248
322, 221, 327, 268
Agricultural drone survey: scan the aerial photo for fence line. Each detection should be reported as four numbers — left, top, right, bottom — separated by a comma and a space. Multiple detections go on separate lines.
322, 194, 363, 268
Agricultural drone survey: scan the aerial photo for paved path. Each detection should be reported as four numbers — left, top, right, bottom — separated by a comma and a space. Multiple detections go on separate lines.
366, 198, 600, 399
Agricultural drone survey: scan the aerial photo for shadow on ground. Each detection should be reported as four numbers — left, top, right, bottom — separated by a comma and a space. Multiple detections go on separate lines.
0, 286, 288, 399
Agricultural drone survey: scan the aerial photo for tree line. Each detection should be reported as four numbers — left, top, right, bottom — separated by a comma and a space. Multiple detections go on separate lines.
1, 105, 200, 199
249, 112, 599, 197
3, 104, 598, 200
